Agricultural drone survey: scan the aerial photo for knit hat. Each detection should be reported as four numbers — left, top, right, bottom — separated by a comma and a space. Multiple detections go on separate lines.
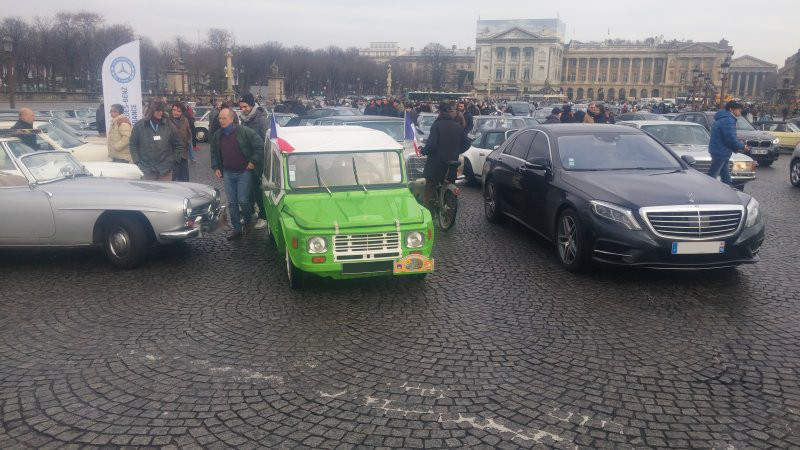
240, 93, 256, 107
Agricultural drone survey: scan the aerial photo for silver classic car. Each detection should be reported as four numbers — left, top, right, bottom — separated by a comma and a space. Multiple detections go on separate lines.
0, 139, 223, 268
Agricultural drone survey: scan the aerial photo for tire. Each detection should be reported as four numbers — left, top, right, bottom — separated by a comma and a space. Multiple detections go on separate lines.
103, 215, 148, 269
484, 179, 504, 223
285, 248, 304, 289
463, 159, 478, 186
195, 128, 208, 143
791, 158, 800, 187
556, 209, 588, 272
437, 189, 458, 231
758, 159, 773, 167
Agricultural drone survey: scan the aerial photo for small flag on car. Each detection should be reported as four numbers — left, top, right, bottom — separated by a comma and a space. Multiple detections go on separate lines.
270, 113, 294, 152
404, 111, 420, 155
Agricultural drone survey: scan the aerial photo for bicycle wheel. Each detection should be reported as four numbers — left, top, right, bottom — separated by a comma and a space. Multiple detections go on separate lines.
437, 189, 458, 231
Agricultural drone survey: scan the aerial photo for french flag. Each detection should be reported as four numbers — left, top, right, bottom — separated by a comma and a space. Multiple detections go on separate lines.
404, 111, 419, 155
270, 113, 294, 152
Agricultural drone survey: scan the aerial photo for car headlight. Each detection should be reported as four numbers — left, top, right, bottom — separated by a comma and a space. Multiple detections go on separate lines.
406, 231, 424, 248
183, 198, 192, 218
772, 138, 780, 145
307, 236, 327, 254
590, 200, 642, 230
732, 161, 755, 173
744, 197, 760, 228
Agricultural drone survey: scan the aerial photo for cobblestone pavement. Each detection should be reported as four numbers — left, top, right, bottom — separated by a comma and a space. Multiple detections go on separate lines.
1, 144, 799, 449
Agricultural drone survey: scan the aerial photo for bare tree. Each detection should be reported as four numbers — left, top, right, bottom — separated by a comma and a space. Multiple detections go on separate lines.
422, 43, 448, 91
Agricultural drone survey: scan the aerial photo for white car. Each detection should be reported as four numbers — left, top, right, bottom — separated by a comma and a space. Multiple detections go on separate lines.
0, 123, 142, 180
462, 128, 518, 185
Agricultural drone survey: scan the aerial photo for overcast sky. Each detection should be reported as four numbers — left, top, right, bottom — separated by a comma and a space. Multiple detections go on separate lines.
3, 0, 797, 66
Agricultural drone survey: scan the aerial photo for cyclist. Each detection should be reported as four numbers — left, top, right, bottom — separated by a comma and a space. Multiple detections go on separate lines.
420, 102, 472, 209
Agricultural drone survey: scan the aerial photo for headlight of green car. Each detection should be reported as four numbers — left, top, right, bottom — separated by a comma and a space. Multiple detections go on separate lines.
406, 231, 424, 248
307, 236, 327, 253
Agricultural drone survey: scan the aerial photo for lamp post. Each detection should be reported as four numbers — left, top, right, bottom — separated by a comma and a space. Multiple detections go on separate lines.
690, 66, 700, 111
305, 70, 310, 99
719, 58, 730, 109
703, 76, 711, 110
356, 76, 361, 98
2, 34, 14, 109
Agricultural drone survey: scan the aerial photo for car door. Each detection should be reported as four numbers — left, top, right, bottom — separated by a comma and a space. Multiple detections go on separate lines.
520, 131, 553, 232
493, 130, 534, 217
0, 145, 56, 244
477, 132, 505, 175
264, 144, 286, 249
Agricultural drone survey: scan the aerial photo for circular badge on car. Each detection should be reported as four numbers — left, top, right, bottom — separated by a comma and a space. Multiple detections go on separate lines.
110, 57, 136, 84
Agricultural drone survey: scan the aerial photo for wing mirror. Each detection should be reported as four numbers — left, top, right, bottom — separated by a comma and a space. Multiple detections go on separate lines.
493, 145, 500, 150
525, 157, 551, 171
681, 155, 696, 166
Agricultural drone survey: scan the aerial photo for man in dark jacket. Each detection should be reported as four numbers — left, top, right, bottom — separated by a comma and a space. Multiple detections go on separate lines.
210, 108, 265, 240
130, 99, 184, 181
238, 93, 269, 230
457, 101, 474, 133
560, 104, 574, 123
11, 108, 37, 148
96, 103, 106, 136
544, 107, 562, 124
364, 99, 379, 115
420, 103, 472, 208
708, 101, 748, 186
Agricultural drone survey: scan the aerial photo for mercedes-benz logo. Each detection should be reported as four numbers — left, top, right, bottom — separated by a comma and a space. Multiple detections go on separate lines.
110, 57, 136, 83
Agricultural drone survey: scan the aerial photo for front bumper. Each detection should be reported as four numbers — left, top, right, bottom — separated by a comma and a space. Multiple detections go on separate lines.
747, 146, 780, 163
587, 213, 765, 269
159, 204, 226, 241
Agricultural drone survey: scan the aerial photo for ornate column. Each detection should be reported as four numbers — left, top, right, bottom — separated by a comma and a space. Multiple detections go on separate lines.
224, 51, 234, 101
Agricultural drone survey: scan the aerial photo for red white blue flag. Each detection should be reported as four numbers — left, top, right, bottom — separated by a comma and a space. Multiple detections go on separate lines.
404, 111, 420, 155
270, 113, 294, 152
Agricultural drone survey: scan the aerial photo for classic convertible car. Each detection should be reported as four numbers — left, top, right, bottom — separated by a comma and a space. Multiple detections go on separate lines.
0, 142, 223, 268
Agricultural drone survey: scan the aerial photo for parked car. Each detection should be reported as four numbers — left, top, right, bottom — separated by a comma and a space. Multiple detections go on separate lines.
533, 109, 552, 120
471, 116, 527, 138
790, 142, 800, 187
618, 120, 756, 190
309, 115, 414, 155
752, 121, 800, 150
415, 113, 438, 144
673, 111, 780, 166
284, 107, 361, 127
462, 128, 517, 185
39, 109, 95, 131
504, 101, 533, 116
482, 124, 765, 271
520, 117, 543, 126
261, 126, 435, 288
0, 147, 223, 268
616, 112, 670, 121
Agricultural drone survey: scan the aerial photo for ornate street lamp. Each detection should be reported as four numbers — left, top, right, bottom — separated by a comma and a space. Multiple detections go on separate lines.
719, 58, 731, 108
305, 70, 310, 99
2, 34, 14, 109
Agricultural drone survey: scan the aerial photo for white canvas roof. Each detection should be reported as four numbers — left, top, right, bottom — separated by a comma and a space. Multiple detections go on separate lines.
273, 126, 403, 153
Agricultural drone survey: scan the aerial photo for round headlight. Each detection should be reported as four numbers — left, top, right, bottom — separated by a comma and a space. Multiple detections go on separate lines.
307, 236, 327, 254
183, 198, 192, 218
406, 231, 424, 248
772, 138, 780, 145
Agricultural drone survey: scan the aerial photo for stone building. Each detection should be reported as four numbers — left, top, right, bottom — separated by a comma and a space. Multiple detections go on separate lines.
775, 49, 800, 104
560, 38, 733, 102
358, 42, 404, 64
391, 46, 475, 92
728, 55, 777, 100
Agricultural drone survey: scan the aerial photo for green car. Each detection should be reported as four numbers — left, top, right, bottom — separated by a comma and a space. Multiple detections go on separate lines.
261, 126, 435, 288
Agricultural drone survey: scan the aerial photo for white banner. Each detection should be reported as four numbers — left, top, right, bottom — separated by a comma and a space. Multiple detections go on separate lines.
101, 40, 143, 130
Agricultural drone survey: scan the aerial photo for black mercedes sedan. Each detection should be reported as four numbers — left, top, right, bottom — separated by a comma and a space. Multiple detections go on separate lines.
482, 124, 765, 271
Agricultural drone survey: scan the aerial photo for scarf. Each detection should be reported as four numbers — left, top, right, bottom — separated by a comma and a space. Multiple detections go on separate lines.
241, 105, 260, 122
222, 123, 236, 135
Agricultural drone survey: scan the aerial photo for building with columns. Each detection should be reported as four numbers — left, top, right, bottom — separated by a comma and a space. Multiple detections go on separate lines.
775, 49, 800, 105
560, 38, 733, 102
728, 56, 777, 100
473, 19, 566, 98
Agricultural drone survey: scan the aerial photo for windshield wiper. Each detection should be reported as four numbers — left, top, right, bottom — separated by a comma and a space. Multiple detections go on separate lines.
313, 159, 332, 196
648, 169, 683, 175
351, 157, 367, 192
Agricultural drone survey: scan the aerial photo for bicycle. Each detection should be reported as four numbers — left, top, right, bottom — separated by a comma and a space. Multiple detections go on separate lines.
413, 160, 460, 231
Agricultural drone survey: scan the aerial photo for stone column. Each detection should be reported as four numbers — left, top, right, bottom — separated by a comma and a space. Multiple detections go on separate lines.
755, 72, 763, 97
731, 72, 739, 96
605, 58, 611, 84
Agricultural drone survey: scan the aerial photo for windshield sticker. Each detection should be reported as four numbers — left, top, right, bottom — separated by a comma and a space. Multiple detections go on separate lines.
392, 173, 402, 182
568, 158, 575, 167
288, 165, 296, 182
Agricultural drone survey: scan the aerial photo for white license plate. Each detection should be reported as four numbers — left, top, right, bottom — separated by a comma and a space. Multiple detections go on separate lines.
751, 148, 768, 154
671, 241, 725, 254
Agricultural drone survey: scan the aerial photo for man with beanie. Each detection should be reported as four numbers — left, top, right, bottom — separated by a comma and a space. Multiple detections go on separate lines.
560, 104, 574, 123
545, 107, 562, 124
708, 100, 749, 186
239, 92, 269, 230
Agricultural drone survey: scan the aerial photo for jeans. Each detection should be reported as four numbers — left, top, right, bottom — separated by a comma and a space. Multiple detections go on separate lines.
172, 158, 189, 182
188, 145, 196, 162
707, 156, 732, 185
223, 169, 252, 231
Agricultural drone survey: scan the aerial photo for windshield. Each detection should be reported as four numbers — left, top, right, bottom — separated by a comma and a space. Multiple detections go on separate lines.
788, 123, 800, 132
557, 133, 682, 171
75, 110, 93, 119
418, 115, 436, 127
287, 151, 403, 189
275, 115, 294, 126
348, 121, 404, 141
736, 116, 755, 131
641, 124, 709, 146
38, 123, 84, 148
533, 109, 551, 118
20, 152, 88, 182
49, 118, 86, 140
474, 117, 526, 132
52, 111, 70, 119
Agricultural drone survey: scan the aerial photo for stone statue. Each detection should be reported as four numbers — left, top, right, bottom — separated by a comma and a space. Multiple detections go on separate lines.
270, 62, 281, 78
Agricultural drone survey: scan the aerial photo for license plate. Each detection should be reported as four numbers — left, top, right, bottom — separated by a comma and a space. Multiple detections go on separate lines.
393, 254, 435, 274
671, 241, 725, 254
751, 148, 768, 154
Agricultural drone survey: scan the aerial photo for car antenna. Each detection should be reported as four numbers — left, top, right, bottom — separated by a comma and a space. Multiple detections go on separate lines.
313, 159, 332, 196
352, 156, 367, 192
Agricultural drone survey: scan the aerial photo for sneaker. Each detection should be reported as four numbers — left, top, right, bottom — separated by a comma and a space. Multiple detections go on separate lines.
254, 218, 268, 229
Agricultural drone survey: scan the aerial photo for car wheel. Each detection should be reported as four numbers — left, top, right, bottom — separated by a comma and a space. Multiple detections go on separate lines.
758, 159, 774, 167
285, 248, 304, 289
484, 179, 504, 223
463, 159, 478, 186
195, 128, 208, 143
104, 215, 148, 269
791, 158, 800, 187
437, 189, 458, 231
556, 209, 588, 272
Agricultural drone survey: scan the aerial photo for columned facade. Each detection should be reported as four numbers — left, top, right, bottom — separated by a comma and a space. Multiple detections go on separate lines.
729, 55, 777, 100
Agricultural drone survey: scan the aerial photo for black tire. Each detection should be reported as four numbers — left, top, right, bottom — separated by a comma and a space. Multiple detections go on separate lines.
484, 179, 504, 223
463, 159, 478, 186
555, 209, 588, 272
285, 248, 304, 289
758, 159, 774, 167
195, 128, 208, 143
790, 159, 800, 187
437, 189, 458, 231
103, 215, 148, 269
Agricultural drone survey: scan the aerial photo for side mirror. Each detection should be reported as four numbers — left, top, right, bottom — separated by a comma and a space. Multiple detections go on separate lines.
681, 155, 696, 166
525, 157, 550, 171
493, 145, 500, 150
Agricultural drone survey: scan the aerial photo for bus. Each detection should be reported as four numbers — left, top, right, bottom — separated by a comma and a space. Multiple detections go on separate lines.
407, 92, 471, 101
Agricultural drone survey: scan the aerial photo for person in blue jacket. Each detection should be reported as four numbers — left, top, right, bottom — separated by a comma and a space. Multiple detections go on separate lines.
708, 100, 749, 185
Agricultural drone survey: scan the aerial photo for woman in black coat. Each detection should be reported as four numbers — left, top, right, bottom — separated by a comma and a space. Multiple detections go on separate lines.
420, 103, 472, 207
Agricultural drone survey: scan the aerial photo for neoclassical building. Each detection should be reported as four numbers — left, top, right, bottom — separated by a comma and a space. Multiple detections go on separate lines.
473, 19, 566, 97
728, 55, 777, 100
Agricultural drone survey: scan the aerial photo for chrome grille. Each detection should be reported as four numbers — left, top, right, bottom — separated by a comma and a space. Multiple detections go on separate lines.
692, 160, 732, 174
406, 155, 427, 181
746, 140, 772, 148
333, 233, 402, 262
641, 206, 743, 240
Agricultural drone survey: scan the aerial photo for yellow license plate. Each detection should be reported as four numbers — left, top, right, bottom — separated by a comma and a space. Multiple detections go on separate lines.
393, 254, 434, 274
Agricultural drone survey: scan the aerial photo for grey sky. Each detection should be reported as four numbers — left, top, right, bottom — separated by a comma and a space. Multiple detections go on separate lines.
3, 0, 797, 66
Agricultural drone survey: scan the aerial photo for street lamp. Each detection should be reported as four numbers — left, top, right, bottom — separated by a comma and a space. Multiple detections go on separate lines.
690, 66, 700, 111
719, 58, 731, 108
2, 34, 14, 109
305, 70, 310, 99
356, 76, 361, 98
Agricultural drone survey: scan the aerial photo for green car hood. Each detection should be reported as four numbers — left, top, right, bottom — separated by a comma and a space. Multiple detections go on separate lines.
283, 189, 427, 230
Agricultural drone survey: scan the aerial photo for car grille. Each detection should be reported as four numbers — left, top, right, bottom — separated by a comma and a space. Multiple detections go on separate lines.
406, 155, 427, 181
642, 207, 743, 240
333, 232, 402, 262
692, 160, 732, 174
745, 140, 772, 148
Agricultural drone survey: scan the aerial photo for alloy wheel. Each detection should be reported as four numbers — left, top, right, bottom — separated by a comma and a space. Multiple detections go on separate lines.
558, 215, 578, 264
791, 160, 800, 186
108, 227, 130, 258
485, 183, 496, 216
